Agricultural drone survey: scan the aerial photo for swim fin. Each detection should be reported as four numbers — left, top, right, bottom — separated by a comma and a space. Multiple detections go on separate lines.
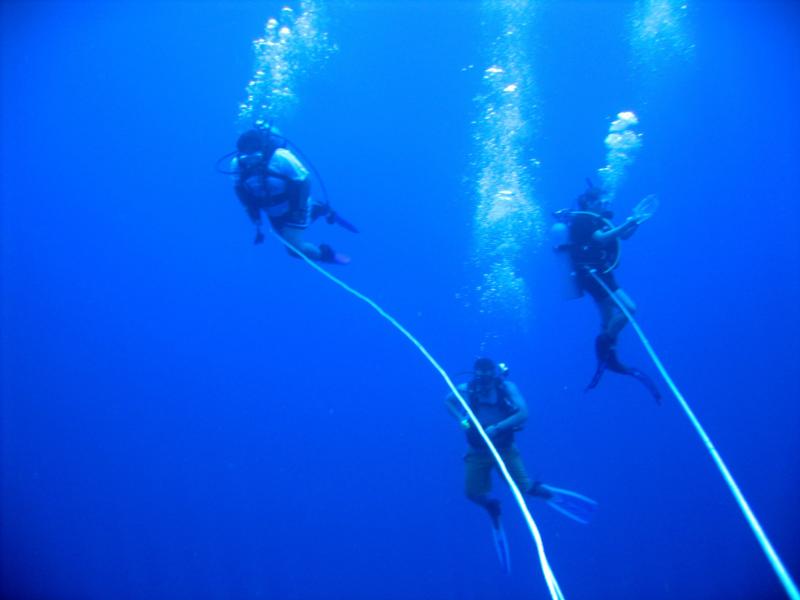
539, 485, 598, 525
318, 244, 351, 266
325, 210, 360, 234
487, 504, 511, 574
606, 351, 662, 404
585, 359, 607, 391
587, 334, 661, 403
620, 366, 661, 403
491, 520, 511, 574
632, 194, 659, 224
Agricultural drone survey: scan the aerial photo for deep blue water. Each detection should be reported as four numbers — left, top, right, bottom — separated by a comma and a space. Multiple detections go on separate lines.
2, 2, 799, 599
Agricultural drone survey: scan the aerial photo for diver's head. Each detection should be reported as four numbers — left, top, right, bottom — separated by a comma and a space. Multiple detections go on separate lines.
237, 129, 267, 154
473, 357, 497, 388
236, 129, 275, 171
577, 188, 603, 210
577, 180, 611, 215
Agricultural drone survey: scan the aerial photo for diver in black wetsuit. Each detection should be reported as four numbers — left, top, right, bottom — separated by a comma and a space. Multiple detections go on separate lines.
558, 183, 661, 402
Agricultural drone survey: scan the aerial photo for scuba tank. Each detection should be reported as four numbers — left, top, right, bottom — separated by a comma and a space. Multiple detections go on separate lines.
551, 211, 583, 300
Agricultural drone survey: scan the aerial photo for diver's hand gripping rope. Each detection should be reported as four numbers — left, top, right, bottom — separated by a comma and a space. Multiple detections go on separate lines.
271, 231, 566, 600
588, 270, 799, 600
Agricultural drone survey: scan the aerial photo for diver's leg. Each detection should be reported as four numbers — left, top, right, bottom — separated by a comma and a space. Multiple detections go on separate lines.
465, 451, 499, 518
499, 447, 555, 499
614, 288, 636, 312
596, 296, 616, 333
279, 218, 349, 264
282, 224, 347, 264
586, 276, 620, 390
594, 295, 619, 359
276, 196, 332, 260
309, 196, 330, 222
607, 288, 636, 338
501, 447, 554, 499
280, 226, 324, 260
597, 290, 661, 401
587, 297, 616, 389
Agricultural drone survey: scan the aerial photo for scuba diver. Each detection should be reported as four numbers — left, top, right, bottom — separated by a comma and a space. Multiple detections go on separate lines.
552, 181, 661, 402
445, 357, 597, 572
226, 123, 357, 264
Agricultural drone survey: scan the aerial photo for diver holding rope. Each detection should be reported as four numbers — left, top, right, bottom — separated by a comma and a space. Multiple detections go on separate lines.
445, 358, 598, 573
553, 181, 661, 402
219, 122, 358, 264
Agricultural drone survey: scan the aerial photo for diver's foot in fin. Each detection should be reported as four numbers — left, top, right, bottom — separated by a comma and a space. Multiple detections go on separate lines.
605, 349, 662, 404
321, 207, 360, 234
596, 342, 662, 403
319, 244, 351, 265
311, 203, 331, 222
331, 252, 351, 265
539, 484, 598, 525
529, 481, 554, 499
485, 500, 511, 574
627, 368, 662, 404
585, 360, 607, 392
329, 211, 360, 234
587, 333, 615, 391
491, 521, 511, 574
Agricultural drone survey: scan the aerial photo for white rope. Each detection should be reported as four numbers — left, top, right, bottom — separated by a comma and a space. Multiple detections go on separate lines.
274, 232, 566, 600
590, 270, 799, 600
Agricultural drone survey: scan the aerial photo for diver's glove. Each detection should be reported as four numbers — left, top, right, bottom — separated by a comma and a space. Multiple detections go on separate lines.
485, 424, 501, 439
619, 217, 640, 239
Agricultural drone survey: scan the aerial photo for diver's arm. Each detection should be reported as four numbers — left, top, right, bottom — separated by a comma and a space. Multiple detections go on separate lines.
444, 384, 471, 429
233, 178, 263, 226
619, 220, 639, 240
274, 148, 310, 181
492, 381, 529, 432
235, 185, 264, 244
592, 217, 639, 243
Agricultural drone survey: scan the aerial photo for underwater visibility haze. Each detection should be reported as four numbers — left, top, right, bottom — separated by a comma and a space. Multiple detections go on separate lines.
2, 1, 799, 599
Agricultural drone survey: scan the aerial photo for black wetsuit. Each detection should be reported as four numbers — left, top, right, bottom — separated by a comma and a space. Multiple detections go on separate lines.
567, 212, 661, 403
568, 212, 620, 301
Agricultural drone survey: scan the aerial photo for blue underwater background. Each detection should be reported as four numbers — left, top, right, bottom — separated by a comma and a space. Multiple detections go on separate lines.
2, 1, 799, 599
